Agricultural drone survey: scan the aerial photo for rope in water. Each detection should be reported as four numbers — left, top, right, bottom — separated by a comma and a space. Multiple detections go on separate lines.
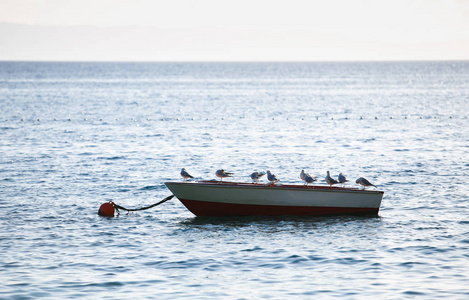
98, 195, 175, 216
2, 115, 466, 123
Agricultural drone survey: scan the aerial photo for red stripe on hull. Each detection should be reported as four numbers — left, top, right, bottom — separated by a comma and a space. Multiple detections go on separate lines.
179, 198, 379, 217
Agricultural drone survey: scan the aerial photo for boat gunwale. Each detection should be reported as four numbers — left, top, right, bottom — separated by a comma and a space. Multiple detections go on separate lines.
165, 181, 384, 195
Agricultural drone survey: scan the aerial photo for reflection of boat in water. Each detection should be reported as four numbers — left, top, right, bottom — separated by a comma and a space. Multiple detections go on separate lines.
165, 181, 384, 217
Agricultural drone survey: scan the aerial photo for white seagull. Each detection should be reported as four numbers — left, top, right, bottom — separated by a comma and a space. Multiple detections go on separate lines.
250, 171, 266, 183
338, 173, 349, 186
215, 169, 233, 182
325, 171, 339, 187
304, 173, 317, 186
180, 168, 194, 181
356, 177, 377, 190
266, 170, 279, 185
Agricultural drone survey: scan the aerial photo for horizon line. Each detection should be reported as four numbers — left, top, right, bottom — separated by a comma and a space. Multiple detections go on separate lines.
1, 59, 468, 63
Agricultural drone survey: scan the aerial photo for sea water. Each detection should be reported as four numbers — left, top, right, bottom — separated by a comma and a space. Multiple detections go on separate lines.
1, 61, 468, 299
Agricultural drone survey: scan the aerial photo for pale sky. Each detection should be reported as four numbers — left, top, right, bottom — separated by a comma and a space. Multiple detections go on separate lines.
1, 0, 468, 61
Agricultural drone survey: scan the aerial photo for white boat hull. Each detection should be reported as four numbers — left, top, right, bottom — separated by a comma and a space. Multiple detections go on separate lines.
165, 181, 383, 216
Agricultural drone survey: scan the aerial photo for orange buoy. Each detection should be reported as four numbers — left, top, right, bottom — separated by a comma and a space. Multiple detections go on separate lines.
98, 201, 115, 217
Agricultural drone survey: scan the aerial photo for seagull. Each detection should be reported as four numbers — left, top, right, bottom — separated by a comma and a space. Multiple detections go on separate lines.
356, 177, 377, 190
215, 169, 233, 182
304, 173, 317, 186
250, 171, 266, 183
325, 171, 339, 187
338, 173, 349, 186
300, 170, 306, 183
266, 170, 279, 185
180, 168, 194, 181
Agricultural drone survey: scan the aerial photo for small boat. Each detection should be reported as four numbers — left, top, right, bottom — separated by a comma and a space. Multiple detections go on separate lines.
165, 181, 384, 217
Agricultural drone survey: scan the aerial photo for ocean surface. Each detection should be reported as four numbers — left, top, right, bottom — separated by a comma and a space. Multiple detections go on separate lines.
1, 61, 468, 299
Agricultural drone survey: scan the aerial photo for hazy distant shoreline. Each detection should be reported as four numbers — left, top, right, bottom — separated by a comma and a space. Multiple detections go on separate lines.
2, 22, 468, 62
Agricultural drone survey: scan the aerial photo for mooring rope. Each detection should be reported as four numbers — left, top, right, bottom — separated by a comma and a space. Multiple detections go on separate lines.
111, 195, 175, 215
114, 195, 175, 212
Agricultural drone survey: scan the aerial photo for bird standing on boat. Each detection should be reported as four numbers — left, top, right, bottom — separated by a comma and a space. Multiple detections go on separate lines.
180, 168, 194, 181
304, 173, 317, 186
216, 169, 233, 182
267, 170, 279, 185
325, 171, 339, 187
356, 177, 377, 190
250, 171, 266, 183
338, 173, 349, 186
300, 170, 306, 183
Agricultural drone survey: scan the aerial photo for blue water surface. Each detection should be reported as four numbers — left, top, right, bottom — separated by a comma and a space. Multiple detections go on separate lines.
1, 61, 468, 299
